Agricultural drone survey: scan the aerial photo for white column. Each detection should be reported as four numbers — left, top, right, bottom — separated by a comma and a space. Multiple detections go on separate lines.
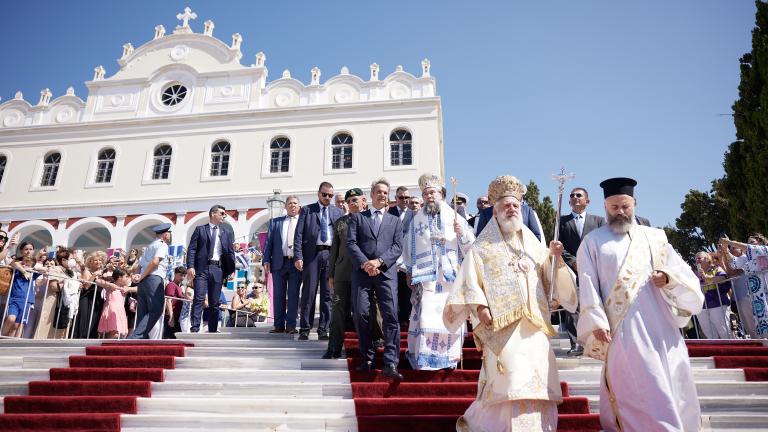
54, 218, 69, 247
235, 208, 249, 246
112, 215, 127, 250
175, 212, 188, 247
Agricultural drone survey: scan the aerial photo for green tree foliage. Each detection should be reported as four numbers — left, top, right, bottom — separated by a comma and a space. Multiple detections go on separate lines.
722, 0, 768, 239
525, 180, 557, 242
669, 1, 768, 254
665, 183, 730, 264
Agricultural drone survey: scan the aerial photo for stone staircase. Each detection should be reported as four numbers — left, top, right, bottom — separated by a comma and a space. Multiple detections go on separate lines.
0, 326, 766, 431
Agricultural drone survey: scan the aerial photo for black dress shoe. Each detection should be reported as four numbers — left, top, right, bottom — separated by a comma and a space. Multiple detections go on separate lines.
318, 331, 329, 340
382, 363, 403, 382
269, 327, 285, 334
355, 361, 373, 371
285, 327, 298, 334
321, 351, 342, 359
298, 331, 309, 341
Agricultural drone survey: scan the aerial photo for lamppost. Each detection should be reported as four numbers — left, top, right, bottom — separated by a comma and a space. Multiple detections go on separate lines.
266, 189, 285, 220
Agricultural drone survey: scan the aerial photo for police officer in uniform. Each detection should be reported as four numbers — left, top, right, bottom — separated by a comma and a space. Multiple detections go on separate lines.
130, 223, 171, 339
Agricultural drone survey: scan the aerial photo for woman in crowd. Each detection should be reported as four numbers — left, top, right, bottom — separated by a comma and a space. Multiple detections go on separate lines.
249, 282, 270, 323
74, 251, 106, 339
34, 248, 76, 339
95, 268, 131, 339
1, 242, 46, 337
125, 248, 140, 273
230, 283, 255, 326
695, 251, 734, 339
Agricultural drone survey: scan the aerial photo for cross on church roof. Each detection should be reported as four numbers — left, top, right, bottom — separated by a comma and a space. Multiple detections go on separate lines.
176, 7, 197, 29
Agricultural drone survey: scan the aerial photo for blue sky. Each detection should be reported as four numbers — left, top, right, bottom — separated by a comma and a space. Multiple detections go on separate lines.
1, 1, 755, 227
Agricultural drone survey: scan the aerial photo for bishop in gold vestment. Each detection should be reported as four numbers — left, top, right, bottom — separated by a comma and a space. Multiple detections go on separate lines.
444, 175, 578, 432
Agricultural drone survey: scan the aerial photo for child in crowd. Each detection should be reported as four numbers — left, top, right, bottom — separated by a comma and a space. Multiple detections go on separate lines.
96, 268, 133, 338
1, 242, 46, 337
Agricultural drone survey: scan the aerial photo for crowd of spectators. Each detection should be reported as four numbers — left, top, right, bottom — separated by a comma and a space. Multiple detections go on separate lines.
0, 228, 268, 340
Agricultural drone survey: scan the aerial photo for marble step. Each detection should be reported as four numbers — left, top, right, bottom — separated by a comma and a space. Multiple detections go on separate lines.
703, 414, 768, 432
121, 413, 357, 432
185, 347, 328, 358
585, 395, 768, 414
166, 369, 350, 384
136, 397, 356, 416
150, 382, 352, 399
558, 368, 745, 383
0, 338, 329, 349
19, 356, 349, 370
568, 381, 768, 397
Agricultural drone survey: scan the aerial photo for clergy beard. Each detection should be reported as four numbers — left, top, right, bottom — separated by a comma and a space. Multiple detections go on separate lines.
424, 201, 441, 216
607, 212, 633, 234
497, 212, 523, 235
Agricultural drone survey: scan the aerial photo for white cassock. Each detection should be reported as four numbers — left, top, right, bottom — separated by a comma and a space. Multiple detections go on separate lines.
403, 201, 474, 370
444, 218, 578, 432
577, 224, 704, 432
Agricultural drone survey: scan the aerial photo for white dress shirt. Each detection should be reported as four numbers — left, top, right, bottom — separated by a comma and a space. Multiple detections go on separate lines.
281, 215, 298, 257
209, 223, 222, 260
572, 211, 586, 238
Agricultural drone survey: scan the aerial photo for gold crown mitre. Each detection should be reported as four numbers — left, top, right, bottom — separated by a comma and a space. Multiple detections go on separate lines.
488, 175, 526, 204
418, 173, 444, 191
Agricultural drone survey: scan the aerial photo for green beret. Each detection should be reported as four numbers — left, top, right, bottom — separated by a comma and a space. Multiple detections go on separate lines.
345, 188, 363, 200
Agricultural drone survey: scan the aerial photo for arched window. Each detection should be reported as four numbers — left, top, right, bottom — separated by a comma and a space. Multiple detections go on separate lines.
210, 141, 231, 177
95, 148, 116, 183
152, 145, 172, 180
331, 133, 353, 170
269, 137, 290, 173
0, 155, 6, 185
390, 129, 412, 166
41, 152, 61, 187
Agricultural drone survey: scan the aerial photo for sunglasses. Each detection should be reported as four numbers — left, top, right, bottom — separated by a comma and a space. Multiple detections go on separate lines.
320, 192, 334, 198
569, 193, 584, 198
0, 236, 7, 242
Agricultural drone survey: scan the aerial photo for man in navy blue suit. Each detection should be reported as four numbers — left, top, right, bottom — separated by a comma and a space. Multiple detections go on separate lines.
263, 195, 303, 333
185, 205, 236, 333
294, 182, 343, 340
347, 178, 404, 381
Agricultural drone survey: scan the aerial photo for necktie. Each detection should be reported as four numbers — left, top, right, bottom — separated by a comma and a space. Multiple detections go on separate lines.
320, 207, 328, 243
373, 210, 382, 233
286, 217, 296, 256
576, 214, 584, 237
209, 226, 218, 260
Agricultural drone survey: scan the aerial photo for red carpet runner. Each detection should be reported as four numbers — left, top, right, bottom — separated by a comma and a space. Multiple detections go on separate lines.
0, 341, 190, 432
343, 330, 601, 432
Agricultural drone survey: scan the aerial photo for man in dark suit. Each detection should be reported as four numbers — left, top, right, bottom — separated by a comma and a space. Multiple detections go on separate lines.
263, 195, 302, 334
475, 200, 544, 242
558, 187, 605, 356
347, 179, 404, 381
294, 182, 344, 340
467, 195, 490, 228
186, 205, 236, 333
389, 186, 412, 323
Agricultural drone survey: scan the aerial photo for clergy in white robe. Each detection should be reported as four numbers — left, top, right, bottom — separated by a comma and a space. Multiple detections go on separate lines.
444, 175, 579, 432
403, 173, 474, 370
577, 177, 704, 432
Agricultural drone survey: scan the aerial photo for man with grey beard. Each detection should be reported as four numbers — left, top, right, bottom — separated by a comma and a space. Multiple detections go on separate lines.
403, 173, 474, 370
576, 177, 703, 431
443, 175, 577, 431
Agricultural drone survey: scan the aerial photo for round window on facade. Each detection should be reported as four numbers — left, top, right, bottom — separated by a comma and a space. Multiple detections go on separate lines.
160, 83, 188, 107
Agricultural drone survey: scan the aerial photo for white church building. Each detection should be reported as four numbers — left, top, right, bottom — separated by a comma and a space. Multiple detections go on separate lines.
0, 8, 444, 252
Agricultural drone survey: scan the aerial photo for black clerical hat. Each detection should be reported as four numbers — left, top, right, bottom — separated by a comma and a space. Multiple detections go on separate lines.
599, 177, 637, 198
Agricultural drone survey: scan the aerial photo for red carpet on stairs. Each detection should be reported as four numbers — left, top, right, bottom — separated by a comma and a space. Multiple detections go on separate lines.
344, 334, 600, 432
0, 341, 191, 432
684, 339, 768, 382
